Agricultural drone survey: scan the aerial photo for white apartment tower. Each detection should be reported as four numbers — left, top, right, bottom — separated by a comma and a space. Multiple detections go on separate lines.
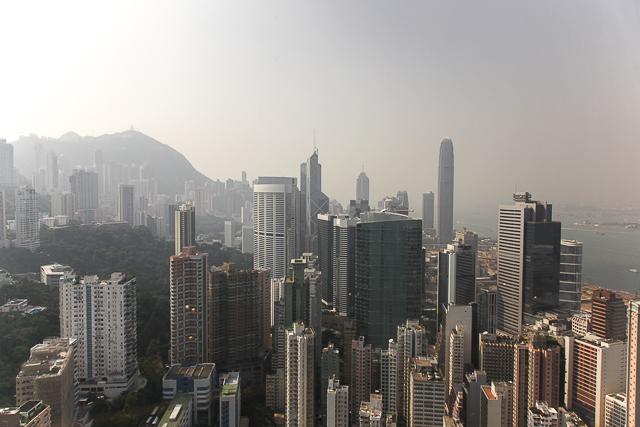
59, 272, 138, 398
0, 138, 14, 185
381, 339, 399, 416
15, 185, 39, 252
628, 300, 640, 427
118, 184, 135, 226
285, 323, 315, 427
327, 375, 349, 427
0, 190, 6, 246
253, 177, 298, 280
397, 320, 428, 421
447, 325, 466, 397
605, 393, 626, 427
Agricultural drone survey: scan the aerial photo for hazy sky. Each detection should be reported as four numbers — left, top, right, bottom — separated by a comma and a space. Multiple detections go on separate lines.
3, 1, 640, 212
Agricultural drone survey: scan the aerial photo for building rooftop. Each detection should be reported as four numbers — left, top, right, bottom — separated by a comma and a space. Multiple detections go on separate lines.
481, 385, 496, 400
157, 394, 192, 427
164, 364, 215, 381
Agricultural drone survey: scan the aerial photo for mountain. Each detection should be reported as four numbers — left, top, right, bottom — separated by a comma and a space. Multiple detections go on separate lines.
12, 130, 211, 195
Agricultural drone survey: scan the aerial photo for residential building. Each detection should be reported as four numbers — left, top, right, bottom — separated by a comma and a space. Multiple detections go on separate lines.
604, 393, 626, 427
0, 138, 14, 185
355, 212, 422, 349
163, 364, 215, 425
117, 184, 135, 226
528, 401, 558, 427
45, 152, 58, 192
480, 382, 514, 427
253, 177, 299, 279
208, 263, 270, 384
321, 344, 341, 411
447, 326, 466, 397
571, 334, 627, 427
15, 339, 76, 427
408, 357, 446, 427
359, 393, 383, 427
560, 240, 583, 311
0, 190, 6, 247
241, 225, 253, 254
220, 372, 241, 427
225, 221, 236, 248
591, 290, 626, 341
266, 369, 285, 413
0, 401, 51, 427
68, 170, 98, 223
284, 259, 307, 329
477, 286, 498, 334
628, 300, 640, 427
422, 192, 434, 231
479, 333, 515, 383
465, 371, 488, 427
15, 186, 39, 252
327, 376, 349, 427
351, 337, 372, 426
572, 312, 592, 337
170, 247, 208, 365
285, 323, 315, 427
437, 137, 454, 244
356, 170, 369, 202
497, 192, 561, 336
437, 242, 476, 323
174, 202, 196, 255
59, 273, 137, 398
50, 193, 74, 219
40, 264, 73, 286
380, 340, 399, 416
397, 320, 428, 421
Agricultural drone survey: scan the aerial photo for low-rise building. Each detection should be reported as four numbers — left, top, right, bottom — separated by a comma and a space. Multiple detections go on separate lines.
163, 364, 215, 426
157, 393, 193, 427
0, 401, 52, 427
528, 401, 558, 427
0, 299, 28, 312
220, 372, 241, 427
604, 392, 626, 427
40, 265, 73, 286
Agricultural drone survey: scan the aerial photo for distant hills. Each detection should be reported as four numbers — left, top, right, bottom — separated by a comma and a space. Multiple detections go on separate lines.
12, 130, 211, 195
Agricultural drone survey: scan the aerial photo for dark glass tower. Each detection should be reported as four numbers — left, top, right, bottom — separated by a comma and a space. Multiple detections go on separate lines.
436, 242, 476, 323
497, 192, 561, 336
437, 138, 454, 244
355, 212, 422, 349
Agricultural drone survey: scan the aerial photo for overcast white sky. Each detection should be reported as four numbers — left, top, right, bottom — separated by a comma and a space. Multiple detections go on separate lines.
2, 1, 640, 211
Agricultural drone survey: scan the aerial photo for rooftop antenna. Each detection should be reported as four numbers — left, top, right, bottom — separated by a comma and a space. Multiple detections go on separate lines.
313, 129, 317, 154
362, 163, 364, 172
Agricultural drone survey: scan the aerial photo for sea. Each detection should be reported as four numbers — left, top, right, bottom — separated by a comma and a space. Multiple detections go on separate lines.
455, 206, 640, 295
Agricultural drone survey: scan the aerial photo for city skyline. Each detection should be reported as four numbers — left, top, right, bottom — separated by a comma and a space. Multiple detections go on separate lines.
2, 1, 639, 210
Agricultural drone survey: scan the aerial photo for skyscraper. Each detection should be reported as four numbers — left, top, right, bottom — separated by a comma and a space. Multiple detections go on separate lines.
0, 190, 6, 246
170, 247, 208, 364
253, 177, 298, 279
422, 192, 434, 231
591, 289, 626, 341
306, 149, 329, 254
327, 375, 349, 427
437, 138, 454, 244
45, 151, 58, 191
437, 242, 477, 323
69, 169, 99, 223
497, 192, 561, 336
317, 213, 337, 306
285, 323, 315, 427
15, 185, 39, 252
355, 212, 422, 349
175, 201, 196, 255
333, 216, 358, 317
59, 272, 138, 398
0, 138, 14, 186
356, 170, 369, 202
627, 300, 640, 427
118, 184, 135, 226
351, 337, 372, 426
560, 240, 583, 311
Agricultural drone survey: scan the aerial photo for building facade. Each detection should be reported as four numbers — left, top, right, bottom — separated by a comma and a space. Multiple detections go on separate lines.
356, 171, 369, 202
174, 201, 196, 255
559, 240, 583, 311
422, 192, 434, 231
15, 186, 39, 252
285, 323, 315, 427
437, 138, 454, 244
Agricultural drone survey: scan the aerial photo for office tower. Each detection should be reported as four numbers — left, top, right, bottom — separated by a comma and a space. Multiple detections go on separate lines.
570, 334, 626, 427
220, 372, 241, 427
15, 338, 76, 427
437, 137, 454, 244
69, 170, 98, 223
0, 190, 5, 246
0, 138, 13, 185
299, 163, 308, 257
170, 247, 208, 364
447, 325, 466, 397
327, 375, 349, 427
208, 263, 271, 368
355, 212, 422, 349
15, 186, 39, 252
591, 290, 626, 341
225, 221, 236, 248
513, 334, 562, 427
351, 337, 372, 427
253, 177, 299, 279
241, 225, 253, 254
437, 242, 476, 323
356, 170, 369, 202
175, 201, 196, 255
477, 286, 498, 334
51, 192, 75, 218
321, 344, 341, 412
380, 340, 399, 416
59, 272, 138, 398
497, 192, 561, 336
397, 190, 409, 209
422, 192, 434, 231
118, 184, 135, 226
163, 364, 215, 425
408, 357, 446, 427
479, 333, 515, 383
285, 323, 315, 427
305, 149, 329, 254
605, 393, 626, 427
45, 152, 58, 191
559, 240, 583, 311
333, 216, 358, 317
285, 259, 307, 328
397, 320, 428, 421
630, 301, 640, 427
464, 371, 488, 427
317, 214, 337, 305
528, 401, 559, 427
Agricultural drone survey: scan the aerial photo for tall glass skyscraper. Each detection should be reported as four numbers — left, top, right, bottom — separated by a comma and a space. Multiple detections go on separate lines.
355, 212, 422, 349
356, 170, 369, 201
437, 138, 454, 244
